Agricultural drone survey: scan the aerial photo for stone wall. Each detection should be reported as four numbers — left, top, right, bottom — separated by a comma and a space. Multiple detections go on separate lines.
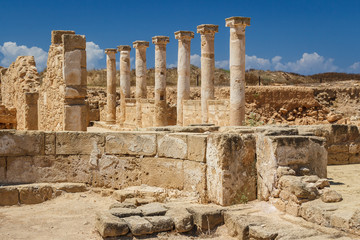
0, 129, 258, 205
38, 30, 87, 131
0, 56, 40, 130
297, 124, 360, 165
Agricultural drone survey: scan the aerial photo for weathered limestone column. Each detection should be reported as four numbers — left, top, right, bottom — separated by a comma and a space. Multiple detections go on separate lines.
175, 31, 194, 126
152, 36, 170, 126
133, 41, 149, 99
105, 48, 117, 124
118, 45, 131, 98
133, 41, 149, 127
197, 24, 218, 123
226, 17, 251, 126
117, 45, 131, 126
24, 92, 39, 130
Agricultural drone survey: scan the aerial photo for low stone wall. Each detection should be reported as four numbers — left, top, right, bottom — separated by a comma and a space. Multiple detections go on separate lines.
0, 130, 257, 205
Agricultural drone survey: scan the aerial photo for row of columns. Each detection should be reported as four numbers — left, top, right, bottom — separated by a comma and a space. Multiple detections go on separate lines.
104, 16, 250, 127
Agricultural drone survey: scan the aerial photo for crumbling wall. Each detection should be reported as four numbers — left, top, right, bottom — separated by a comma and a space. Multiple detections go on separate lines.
39, 30, 87, 131
0, 56, 40, 130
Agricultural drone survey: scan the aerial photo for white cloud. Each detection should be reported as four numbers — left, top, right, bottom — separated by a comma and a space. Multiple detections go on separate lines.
86, 41, 105, 70
0, 42, 48, 71
190, 54, 201, 67
275, 52, 338, 74
349, 62, 360, 73
167, 63, 177, 68
215, 60, 229, 69
245, 55, 271, 70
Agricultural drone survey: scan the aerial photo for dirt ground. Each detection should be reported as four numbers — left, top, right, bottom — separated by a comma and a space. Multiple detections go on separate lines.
0, 164, 359, 240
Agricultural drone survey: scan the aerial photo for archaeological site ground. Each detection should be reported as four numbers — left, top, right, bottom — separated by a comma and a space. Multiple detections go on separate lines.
1, 17, 360, 240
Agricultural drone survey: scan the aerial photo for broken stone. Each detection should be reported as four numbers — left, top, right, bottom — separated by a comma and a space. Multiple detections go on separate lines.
112, 189, 136, 202
123, 216, 153, 236
95, 211, 129, 237
321, 189, 343, 203
276, 166, 296, 178
186, 205, 224, 231
166, 207, 194, 233
109, 202, 137, 209
138, 202, 167, 216
19, 185, 53, 204
109, 207, 142, 218
302, 175, 320, 183
0, 187, 19, 206
249, 225, 278, 240
315, 179, 330, 189
56, 183, 87, 193
145, 216, 174, 233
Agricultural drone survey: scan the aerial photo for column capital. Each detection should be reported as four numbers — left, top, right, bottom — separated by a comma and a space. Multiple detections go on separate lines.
133, 41, 149, 49
117, 45, 131, 52
225, 16, 251, 28
174, 31, 194, 40
105, 48, 117, 54
196, 24, 219, 35
152, 36, 170, 45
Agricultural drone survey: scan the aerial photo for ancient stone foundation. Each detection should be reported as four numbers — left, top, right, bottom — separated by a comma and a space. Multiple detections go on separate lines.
38, 30, 87, 131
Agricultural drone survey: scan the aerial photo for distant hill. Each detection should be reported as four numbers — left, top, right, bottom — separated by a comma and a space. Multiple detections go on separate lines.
38, 65, 360, 87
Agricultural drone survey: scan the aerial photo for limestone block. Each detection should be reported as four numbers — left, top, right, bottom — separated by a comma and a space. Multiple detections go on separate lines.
328, 152, 349, 165
64, 104, 87, 131
80, 50, 86, 68
63, 50, 82, 86
95, 211, 129, 237
328, 144, 349, 153
6, 155, 91, 184
0, 131, 45, 156
165, 207, 194, 232
321, 189, 343, 203
105, 132, 156, 156
0, 187, 19, 206
65, 86, 87, 99
55, 183, 87, 193
349, 154, 360, 164
110, 208, 142, 218
183, 160, 207, 201
18, 184, 53, 204
206, 133, 256, 205
140, 158, 184, 190
109, 202, 137, 209
123, 216, 153, 236
224, 212, 249, 238
56, 132, 104, 155
44, 132, 56, 155
138, 203, 167, 216
330, 124, 359, 143
145, 216, 174, 233
158, 133, 188, 159
249, 225, 278, 240
62, 34, 86, 52
186, 205, 224, 231
0, 157, 5, 181
91, 156, 142, 189
187, 134, 207, 162
51, 30, 75, 44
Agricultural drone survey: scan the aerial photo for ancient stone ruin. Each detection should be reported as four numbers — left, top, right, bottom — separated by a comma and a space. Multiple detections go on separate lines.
0, 16, 359, 239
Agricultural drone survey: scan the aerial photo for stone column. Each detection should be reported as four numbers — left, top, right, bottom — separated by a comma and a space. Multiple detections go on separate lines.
24, 92, 39, 130
62, 33, 87, 131
175, 31, 194, 126
118, 45, 131, 98
105, 48, 117, 124
226, 17, 251, 126
152, 36, 170, 127
133, 41, 149, 127
133, 41, 149, 99
118, 45, 131, 125
197, 24, 218, 123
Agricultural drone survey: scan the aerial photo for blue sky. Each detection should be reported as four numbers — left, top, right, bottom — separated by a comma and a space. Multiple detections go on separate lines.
0, 0, 359, 75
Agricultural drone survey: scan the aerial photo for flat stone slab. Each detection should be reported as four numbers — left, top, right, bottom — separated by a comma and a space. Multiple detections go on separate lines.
123, 216, 153, 236
165, 207, 194, 233
18, 185, 53, 204
145, 216, 174, 233
109, 202, 137, 209
186, 205, 224, 231
138, 202, 167, 216
95, 212, 129, 237
110, 207, 142, 218
55, 183, 87, 193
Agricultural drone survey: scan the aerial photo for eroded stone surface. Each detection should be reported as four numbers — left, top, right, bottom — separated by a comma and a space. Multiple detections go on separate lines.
95, 211, 129, 237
